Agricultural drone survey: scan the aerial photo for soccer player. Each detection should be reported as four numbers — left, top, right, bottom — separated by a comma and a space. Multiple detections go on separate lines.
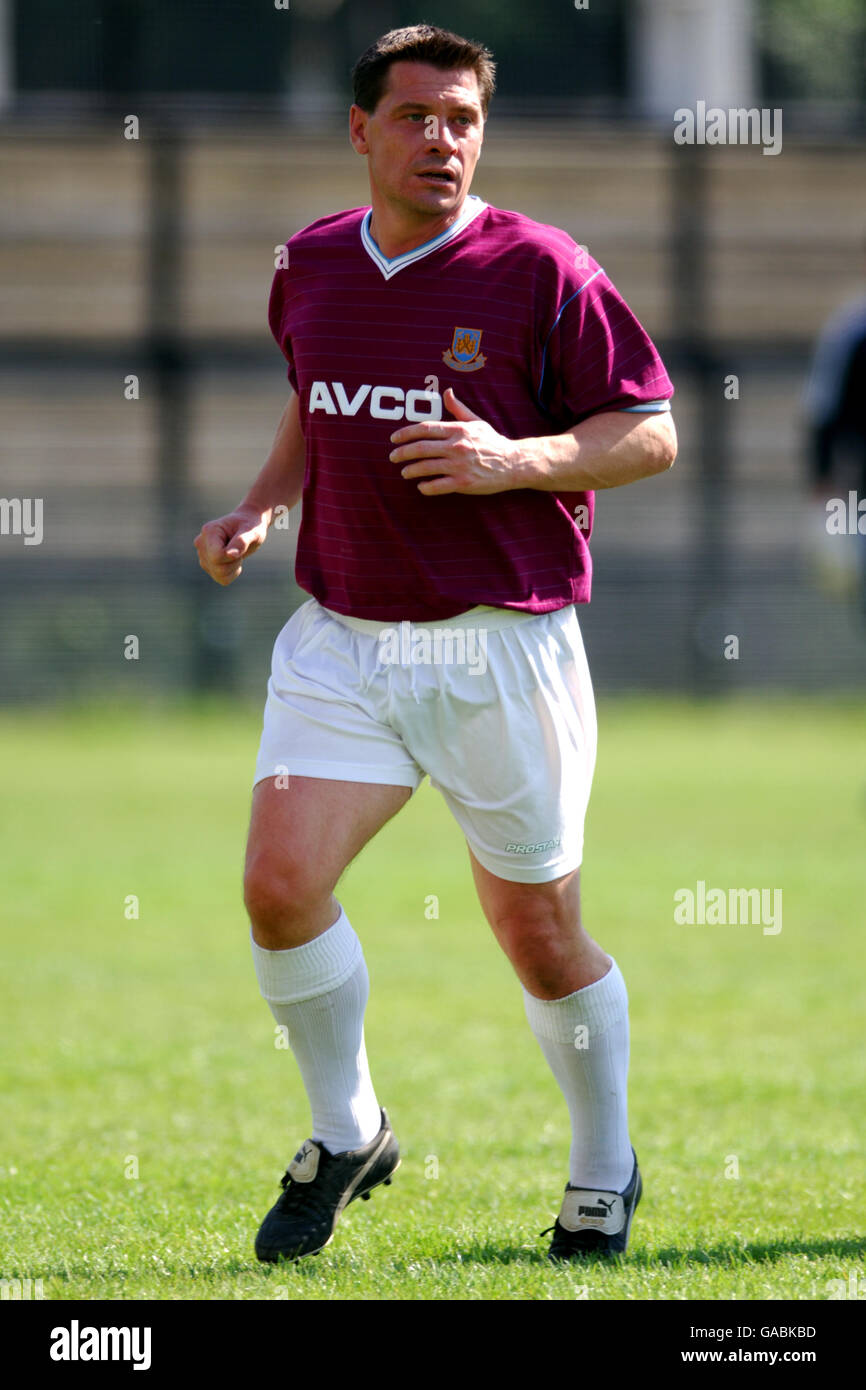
194, 24, 676, 1264
803, 249, 866, 616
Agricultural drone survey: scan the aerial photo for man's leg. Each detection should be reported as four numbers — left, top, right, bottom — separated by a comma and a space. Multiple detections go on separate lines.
469, 852, 633, 1194
244, 774, 411, 1153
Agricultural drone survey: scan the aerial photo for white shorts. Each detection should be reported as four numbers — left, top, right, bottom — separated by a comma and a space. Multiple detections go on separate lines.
254, 598, 597, 884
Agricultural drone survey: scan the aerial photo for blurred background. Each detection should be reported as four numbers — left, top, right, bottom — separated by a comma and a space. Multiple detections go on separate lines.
2, 0, 866, 700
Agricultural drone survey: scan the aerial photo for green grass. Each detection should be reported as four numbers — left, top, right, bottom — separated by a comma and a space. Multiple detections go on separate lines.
1, 696, 864, 1300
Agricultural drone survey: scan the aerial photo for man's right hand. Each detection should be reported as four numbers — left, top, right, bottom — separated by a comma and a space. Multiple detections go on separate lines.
194, 507, 269, 586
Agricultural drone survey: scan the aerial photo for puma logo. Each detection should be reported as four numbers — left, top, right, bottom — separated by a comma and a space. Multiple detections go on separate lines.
578, 1197, 616, 1219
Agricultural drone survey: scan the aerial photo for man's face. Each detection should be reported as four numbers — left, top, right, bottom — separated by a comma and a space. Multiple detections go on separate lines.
350, 62, 485, 222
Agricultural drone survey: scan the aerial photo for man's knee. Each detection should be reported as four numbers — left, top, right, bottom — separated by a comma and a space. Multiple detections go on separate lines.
480, 872, 607, 998
484, 876, 577, 955
493, 907, 578, 993
243, 849, 333, 937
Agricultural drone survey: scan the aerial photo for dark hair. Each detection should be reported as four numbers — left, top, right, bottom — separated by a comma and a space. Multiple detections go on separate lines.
352, 24, 496, 117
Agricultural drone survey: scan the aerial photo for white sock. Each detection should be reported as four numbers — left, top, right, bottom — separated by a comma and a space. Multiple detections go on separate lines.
523, 958, 633, 1192
250, 906, 382, 1154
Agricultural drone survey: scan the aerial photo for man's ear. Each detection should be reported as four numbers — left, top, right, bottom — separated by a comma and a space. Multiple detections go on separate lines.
349, 103, 369, 156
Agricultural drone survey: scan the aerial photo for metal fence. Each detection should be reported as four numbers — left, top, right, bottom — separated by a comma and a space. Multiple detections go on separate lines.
2, 118, 866, 701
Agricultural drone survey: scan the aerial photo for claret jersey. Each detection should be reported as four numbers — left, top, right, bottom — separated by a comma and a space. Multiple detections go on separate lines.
269, 196, 673, 621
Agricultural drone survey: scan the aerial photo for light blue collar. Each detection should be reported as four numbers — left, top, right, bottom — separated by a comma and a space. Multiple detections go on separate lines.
361, 196, 486, 280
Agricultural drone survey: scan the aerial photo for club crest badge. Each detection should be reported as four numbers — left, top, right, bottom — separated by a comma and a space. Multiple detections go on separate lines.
442, 326, 486, 372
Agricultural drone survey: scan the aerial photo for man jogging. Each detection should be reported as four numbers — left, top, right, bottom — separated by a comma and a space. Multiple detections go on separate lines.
194, 23, 676, 1265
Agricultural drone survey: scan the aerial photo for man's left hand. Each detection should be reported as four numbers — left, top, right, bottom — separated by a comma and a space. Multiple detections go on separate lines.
390, 388, 521, 496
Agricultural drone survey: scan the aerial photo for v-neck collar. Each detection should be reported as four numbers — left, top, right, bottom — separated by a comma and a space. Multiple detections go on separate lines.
360, 196, 486, 281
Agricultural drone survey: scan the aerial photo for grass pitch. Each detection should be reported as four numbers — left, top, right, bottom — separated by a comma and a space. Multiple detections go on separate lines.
1, 696, 863, 1301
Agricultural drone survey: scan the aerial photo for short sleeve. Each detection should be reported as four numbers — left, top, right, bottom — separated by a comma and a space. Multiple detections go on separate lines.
268, 259, 298, 394
538, 263, 673, 427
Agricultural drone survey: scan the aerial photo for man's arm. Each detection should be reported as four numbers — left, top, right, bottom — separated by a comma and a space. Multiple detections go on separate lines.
194, 393, 306, 585
390, 387, 676, 497
510, 406, 677, 493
